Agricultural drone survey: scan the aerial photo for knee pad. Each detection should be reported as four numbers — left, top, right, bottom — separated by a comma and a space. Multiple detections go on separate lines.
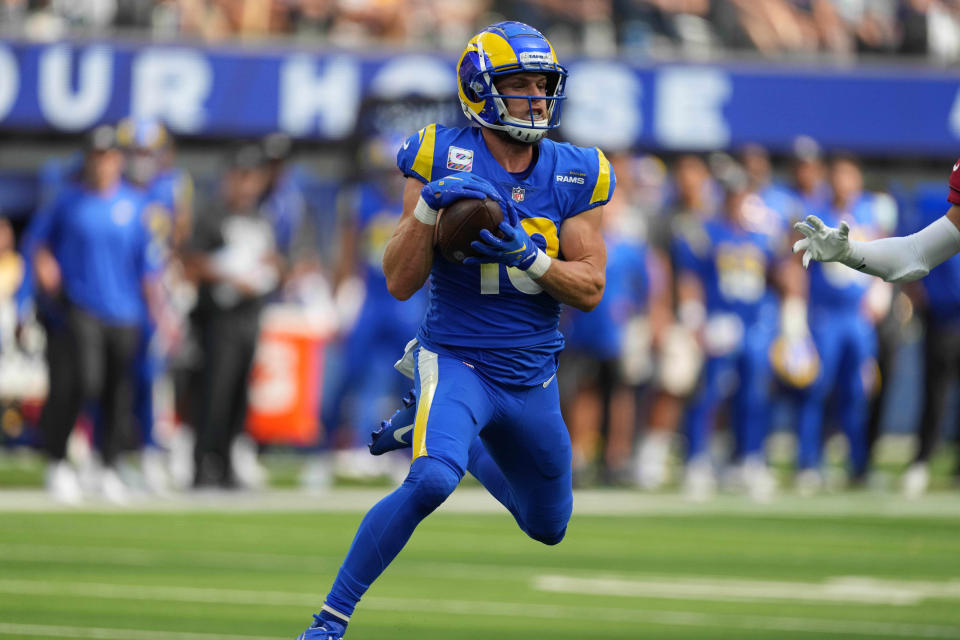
403, 456, 461, 515
527, 523, 567, 546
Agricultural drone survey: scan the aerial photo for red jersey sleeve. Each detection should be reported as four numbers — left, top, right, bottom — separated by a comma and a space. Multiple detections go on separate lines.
950, 158, 960, 205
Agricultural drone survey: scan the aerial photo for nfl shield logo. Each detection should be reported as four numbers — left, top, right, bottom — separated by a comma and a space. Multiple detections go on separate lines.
512, 186, 525, 203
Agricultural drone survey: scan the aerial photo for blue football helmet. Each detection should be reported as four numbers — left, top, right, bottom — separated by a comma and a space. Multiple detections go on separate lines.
117, 116, 168, 185
116, 116, 168, 151
457, 21, 567, 144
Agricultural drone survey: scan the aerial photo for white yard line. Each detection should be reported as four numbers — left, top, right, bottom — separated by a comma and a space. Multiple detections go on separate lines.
0, 623, 281, 640
3, 487, 960, 518
2, 579, 960, 639
534, 574, 960, 606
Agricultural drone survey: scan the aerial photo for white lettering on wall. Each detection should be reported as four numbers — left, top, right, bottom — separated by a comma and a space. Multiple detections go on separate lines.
0, 45, 18, 122
132, 48, 212, 133
655, 67, 731, 149
38, 44, 112, 130
562, 61, 641, 152
949, 87, 960, 139
280, 55, 359, 138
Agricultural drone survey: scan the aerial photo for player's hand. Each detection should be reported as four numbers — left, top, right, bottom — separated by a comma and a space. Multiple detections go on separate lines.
792, 215, 853, 269
464, 219, 539, 270
420, 173, 500, 211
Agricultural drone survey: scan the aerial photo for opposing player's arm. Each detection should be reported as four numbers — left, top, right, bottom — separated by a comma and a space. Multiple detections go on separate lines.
794, 205, 960, 283
948, 204, 960, 231
536, 207, 606, 312
382, 177, 435, 300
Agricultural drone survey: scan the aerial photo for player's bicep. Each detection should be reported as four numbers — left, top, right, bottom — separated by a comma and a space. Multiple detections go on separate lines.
558, 207, 605, 270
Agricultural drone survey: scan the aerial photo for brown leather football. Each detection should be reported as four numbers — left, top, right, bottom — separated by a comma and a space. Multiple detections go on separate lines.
435, 197, 505, 264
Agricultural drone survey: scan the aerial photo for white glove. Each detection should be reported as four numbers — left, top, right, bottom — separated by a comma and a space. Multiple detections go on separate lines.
792, 215, 855, 269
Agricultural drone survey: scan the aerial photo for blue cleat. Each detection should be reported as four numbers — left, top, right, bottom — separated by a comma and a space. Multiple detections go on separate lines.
368, 389, 417, 456
296, 615, 346, 640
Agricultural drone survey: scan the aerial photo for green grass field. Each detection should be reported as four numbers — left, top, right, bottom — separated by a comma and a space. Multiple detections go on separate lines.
2, 489, 960, 640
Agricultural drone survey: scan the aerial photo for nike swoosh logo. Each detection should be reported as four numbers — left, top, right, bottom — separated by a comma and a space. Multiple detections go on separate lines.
954, 161, 959, 171
542, 374, 556, 388
394, 424, 414, 443
403, 140, 410, 150
505, 243, 526, 255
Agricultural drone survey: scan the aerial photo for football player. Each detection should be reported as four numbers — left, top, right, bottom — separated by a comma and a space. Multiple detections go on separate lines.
295, 21, 613, 640
321, 133, 428, 469
117, 117, 193, 493
672, 161, 782, 502
793, 154, 889, 492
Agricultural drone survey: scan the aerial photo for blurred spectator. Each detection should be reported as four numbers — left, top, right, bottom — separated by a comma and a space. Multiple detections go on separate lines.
901, 188, 960, 497
3, 0, 959, 60
117, 116, 193, 493
260, 132, 310, 268
795, 153, 889, 494
493, 0, 616, 55
183, 143, 278, 488
787, 136, 831, 216
561, 152, 663, 487
319, 132, 426, 480
673, 161, 781, 501
22, 125, 160, 504
0, 217, 24, 353
613, 0, 713, 57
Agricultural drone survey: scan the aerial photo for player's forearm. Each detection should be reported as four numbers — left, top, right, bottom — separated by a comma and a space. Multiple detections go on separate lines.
844, 214, 960, 283
382, 217, 434, 300
535, 258, 604, 311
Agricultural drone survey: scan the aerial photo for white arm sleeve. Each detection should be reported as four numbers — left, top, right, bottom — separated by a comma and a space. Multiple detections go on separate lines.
841, 216, 960, 283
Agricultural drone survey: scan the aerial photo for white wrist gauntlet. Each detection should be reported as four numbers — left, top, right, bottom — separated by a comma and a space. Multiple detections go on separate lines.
525, 249, 552, 279
413, 197, 438, 226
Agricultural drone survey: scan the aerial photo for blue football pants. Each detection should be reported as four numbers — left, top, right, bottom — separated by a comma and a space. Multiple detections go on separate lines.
323, 345, 573, 618
797, 309, 876, 474
684, 319, 775, 462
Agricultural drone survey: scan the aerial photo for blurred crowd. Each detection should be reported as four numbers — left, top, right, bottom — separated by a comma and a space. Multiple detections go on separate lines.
1, 115, 960, 506
2, 0, 960, 61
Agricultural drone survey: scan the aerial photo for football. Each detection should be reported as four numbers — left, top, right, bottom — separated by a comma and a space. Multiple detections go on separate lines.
435, 197, 505, 264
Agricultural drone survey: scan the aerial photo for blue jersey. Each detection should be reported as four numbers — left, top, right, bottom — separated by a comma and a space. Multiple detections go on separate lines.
807, 195, 882, 312
148, 167, 192, 215
757, 181, 801, 228
565, 236, 649, 360
351, 181, 402, 291
349, 180, 427, 326
911, 204, 960, 322
674, 215, 777, 324
262, 170, 306, 256
788, 183, 832, 223
397, 124, 615, 386
26, 182, 158, 325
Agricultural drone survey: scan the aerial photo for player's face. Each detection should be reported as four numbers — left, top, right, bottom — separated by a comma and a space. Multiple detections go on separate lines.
830, 159, 862, 202
741, 147, 770, 184
86, 148, 124, 191
126, 148, 159, 186
675, 156, 708, 206
224, 166, 267, 212
793, 158, 822, 192
495, 72, 548, 122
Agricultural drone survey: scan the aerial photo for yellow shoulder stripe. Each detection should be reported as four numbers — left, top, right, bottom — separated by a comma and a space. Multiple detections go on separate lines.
412, 124, 437, 182
589, 148, 612, 205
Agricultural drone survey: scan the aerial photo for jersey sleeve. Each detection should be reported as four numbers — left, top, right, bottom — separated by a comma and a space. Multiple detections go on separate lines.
949, 158, 960, 205
396, 123, 439, 184
563, 146, 616, 217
